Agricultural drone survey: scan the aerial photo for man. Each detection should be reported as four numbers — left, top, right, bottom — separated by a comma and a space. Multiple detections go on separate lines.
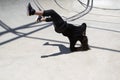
27, 3, 90, 52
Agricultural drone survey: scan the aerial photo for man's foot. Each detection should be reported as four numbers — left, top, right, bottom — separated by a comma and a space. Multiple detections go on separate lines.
27, 3, 36, 16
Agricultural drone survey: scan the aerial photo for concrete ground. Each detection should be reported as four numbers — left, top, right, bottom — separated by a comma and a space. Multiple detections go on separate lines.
0, 0, 120, 80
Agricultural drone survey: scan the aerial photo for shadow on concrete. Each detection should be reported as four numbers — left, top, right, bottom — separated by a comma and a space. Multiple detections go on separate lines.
1, 19, 120, 46
0, 20, 52, 46
0, 20, 37, 35
0, 20, 120, 53
41, 42, 71, 58
24, 36, 120, 53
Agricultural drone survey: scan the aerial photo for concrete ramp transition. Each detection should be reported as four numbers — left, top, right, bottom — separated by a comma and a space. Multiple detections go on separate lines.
0, 0, 120, 80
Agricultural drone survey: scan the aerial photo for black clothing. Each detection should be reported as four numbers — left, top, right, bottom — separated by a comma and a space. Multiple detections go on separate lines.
43, 9, 88, 52
28, 3, 35, 16
62, 23, 86, 37
43, 9, 68, 33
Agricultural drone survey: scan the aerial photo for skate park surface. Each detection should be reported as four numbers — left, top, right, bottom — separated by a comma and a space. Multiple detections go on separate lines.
0, 0, 120, 80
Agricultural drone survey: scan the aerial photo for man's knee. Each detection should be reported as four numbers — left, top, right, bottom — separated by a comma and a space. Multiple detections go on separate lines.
48, 9, 56, 14
43, 9, 56, 16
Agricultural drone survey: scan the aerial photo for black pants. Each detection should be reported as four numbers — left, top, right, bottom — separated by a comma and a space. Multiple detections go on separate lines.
43, 9, 86, 52
43, 9, 68, 33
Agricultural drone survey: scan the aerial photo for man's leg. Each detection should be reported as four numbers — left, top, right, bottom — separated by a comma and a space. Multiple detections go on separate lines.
27, 3, 67, 33
27, 3, 64, 22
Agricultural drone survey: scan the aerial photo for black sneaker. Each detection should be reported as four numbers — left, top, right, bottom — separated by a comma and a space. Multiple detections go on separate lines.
27, 3, 35, 16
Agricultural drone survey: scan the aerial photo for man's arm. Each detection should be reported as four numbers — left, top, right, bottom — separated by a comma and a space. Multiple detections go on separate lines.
36, 16, 53, 22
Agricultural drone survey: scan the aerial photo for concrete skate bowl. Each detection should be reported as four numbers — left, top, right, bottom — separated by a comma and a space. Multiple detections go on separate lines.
30, 0, 93, 21
30, 0, 120, 34
0, 0, 120, 53
0, 0, 94, 46
0, 1, 120, 80
30, 0, 120, 21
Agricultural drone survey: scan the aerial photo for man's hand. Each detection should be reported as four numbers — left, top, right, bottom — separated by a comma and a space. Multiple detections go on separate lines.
36, 16, 42, 22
